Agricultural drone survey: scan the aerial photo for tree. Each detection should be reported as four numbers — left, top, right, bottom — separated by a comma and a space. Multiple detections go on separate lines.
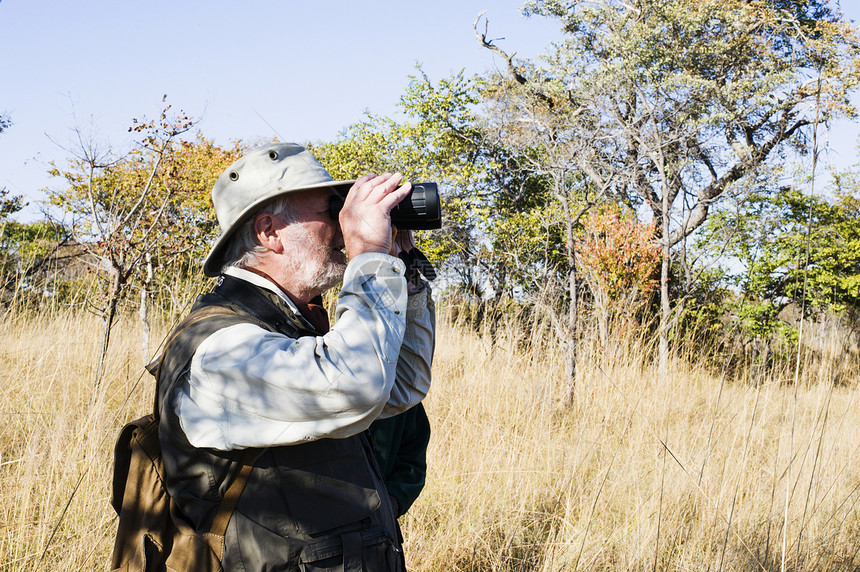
310, 72, 569, 340
49, 101, 242, 384
478, 0, 860, 374
310, 70, 501, 295
0, 220, 77, 305
706, 178, 860, 340
0, 187, 28, 298
146, 134, 244, 316
0, 113, 31, 300
575, 203, 660, 351
315, 69, 600, 400
0, 115, 22, 221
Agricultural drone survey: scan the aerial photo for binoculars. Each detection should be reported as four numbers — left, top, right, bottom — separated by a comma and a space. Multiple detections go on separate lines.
329, 182, 442, 230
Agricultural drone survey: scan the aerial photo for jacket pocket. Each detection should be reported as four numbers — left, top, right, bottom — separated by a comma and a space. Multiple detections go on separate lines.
274, 437, 382, 535
298, 529, 400, 572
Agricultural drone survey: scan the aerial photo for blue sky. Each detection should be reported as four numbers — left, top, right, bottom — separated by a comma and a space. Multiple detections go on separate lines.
0, 0, 562, 216
1, 0, 859, 219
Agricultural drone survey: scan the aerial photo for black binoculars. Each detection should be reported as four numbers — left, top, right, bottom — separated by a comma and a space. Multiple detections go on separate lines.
329, 182, 442, 230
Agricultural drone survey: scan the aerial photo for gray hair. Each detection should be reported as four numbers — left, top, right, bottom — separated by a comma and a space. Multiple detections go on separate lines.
220, 195, 299, 272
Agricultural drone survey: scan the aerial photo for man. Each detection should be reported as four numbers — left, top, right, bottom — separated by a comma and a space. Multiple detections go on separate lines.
156, 142, 435, 570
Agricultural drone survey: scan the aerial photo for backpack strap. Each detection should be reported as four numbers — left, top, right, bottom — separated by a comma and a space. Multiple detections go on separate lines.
148, 304, 248, 417
209, 447, 260, 539
147, 305, 241, 384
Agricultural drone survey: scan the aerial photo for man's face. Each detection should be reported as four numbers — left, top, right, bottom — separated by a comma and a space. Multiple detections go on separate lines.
277, 188, 346, 295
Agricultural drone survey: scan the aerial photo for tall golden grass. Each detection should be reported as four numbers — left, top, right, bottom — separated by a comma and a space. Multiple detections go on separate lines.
0, 303, 857, 571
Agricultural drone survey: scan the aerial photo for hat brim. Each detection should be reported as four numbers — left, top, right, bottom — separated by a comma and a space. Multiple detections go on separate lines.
203, 179, 355, 277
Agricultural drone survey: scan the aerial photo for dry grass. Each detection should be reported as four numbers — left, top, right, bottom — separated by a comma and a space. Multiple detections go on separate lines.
0, 309, 154, 571
0, 305, 858, 571
403, 312, 860, 571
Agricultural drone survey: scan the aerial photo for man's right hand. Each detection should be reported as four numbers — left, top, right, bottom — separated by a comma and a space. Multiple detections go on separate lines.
339, 173, 412, 259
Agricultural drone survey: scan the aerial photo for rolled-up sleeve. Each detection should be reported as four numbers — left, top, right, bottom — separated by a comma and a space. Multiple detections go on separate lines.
177, 253, 421, 450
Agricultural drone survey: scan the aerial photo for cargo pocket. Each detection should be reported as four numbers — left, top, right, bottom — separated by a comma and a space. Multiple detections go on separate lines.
298, 529, 399, 572
142, 534, 164, 571
275, 439, 382, 535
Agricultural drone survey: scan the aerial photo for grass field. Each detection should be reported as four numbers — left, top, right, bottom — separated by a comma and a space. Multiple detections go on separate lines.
0, 305, 858, 571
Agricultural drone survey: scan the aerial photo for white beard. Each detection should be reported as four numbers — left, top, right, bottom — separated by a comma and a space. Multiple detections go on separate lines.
284, 226, 346, 294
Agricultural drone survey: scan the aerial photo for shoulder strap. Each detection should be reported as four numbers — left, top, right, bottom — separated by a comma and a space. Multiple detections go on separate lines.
150, 275, 316, 416
147, 305, 239, 380
149, 305, 246, 417
209, 447, 261, 539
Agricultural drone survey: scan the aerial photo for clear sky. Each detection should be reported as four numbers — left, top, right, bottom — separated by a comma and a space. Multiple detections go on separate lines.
1, 0, 859, 219
0, 0, 563, 216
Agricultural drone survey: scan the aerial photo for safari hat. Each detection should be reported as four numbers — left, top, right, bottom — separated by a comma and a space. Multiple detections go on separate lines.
203, 142, 354, 277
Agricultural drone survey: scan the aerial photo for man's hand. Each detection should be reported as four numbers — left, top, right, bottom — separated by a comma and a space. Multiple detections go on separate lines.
390, 228, 436, 294
339, 173, 412, 259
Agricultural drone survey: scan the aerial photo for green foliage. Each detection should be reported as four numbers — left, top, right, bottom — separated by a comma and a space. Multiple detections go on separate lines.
0, 187, 25, 221
307, 0, 860, 361
0, 219, 81, 308
312, 70, 536, 296
0, 114, 25, 240
1, 220, 71, 264
311, 69, 577, 300
487, 0, 860, 366
702, 176, 860, 338
671, 265, 734, 342
517, 0, 860, 239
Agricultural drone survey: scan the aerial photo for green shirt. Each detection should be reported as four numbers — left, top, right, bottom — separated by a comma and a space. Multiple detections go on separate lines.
368, 403, 431, 518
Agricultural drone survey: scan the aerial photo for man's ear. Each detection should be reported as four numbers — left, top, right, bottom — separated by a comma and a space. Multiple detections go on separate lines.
253, 213, 285, 254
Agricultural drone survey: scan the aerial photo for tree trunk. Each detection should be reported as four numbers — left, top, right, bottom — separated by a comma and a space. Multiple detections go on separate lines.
658, 246, 670, 377
96, 267, 122, 388
594, 284, 608, 369
565, 261, 578, 406
563, 190, 579, 406
658, 194, 671, 378
139, 252, 153, 364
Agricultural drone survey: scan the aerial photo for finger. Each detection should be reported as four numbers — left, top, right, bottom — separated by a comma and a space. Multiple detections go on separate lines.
378, 181, 411, 212
348, 173, 394, 205
346, 173, 381, 202
365, 173, 402, 204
